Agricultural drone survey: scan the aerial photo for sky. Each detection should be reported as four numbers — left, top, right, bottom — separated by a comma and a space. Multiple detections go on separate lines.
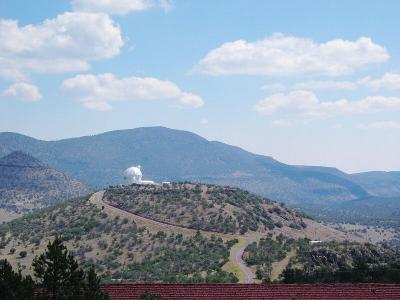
0, 0, 399, 173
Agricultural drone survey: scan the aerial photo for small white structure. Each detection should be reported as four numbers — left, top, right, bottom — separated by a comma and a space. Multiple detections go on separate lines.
124, 165, 155, 185
309, 240, 322, 245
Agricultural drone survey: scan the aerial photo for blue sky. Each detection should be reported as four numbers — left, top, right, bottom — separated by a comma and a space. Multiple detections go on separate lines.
0, 0, 399, 172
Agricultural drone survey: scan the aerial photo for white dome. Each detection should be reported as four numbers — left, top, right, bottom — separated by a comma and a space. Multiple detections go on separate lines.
124, 165, 143, 183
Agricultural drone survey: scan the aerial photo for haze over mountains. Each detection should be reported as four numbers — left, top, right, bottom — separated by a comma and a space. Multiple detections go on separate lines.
0, 151, 90, 219
0, 127, 399, 221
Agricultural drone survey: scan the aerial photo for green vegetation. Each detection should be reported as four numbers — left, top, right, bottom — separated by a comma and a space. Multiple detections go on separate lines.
105, 183, 307, 234
0, 236, 108, 299
244, 234, 296, 282
281, 240, 400, 283
0, 259, 35, 299
118, 232, 237, 283
0, 194, 239, 283
243, 237, 400, 283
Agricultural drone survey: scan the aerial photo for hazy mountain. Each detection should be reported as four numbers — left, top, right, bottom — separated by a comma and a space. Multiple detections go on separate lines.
349, 171, 400, 197
0, 127, 373, 207
0, 151, 91, 218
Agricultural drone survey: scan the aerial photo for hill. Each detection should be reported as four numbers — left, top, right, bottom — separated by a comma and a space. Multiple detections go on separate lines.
0, 127, 373, 207
104, 183, 322, 235
0, 183, 362, 283
0, 151, 91, 221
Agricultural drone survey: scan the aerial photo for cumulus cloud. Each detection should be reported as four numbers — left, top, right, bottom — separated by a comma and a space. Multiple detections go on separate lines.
364, 73, 400, 90
61, 73, 204, 110
357, 121, 400, 130
292, 80, 358, 90
195, 33, 389, 76
71, 0, 173, 15
2, 82, 42, 102
266, 73, 400, 92
0, 12, 123, 80
255, 90, 400, 118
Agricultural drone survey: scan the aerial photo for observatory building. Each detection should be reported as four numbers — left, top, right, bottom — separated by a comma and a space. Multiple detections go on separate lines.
124, 165, 155, 185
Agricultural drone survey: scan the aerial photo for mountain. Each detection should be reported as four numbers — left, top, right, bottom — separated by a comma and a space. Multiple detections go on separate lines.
0, 151, 91, 219
0, 183, 362, 283
350, 171, 400, 197
0, 127, 373, 207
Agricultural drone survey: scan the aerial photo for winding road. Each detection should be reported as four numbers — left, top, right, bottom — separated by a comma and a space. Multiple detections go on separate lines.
89, 191, 256, 283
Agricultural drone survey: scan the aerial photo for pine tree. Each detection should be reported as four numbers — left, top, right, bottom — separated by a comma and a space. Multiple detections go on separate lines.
32, 236, 108, 299
0, 259, 35, 300
84, 267, 109, 300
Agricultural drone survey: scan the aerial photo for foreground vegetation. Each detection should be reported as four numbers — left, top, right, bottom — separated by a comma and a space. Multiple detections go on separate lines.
0, 236, 108, 299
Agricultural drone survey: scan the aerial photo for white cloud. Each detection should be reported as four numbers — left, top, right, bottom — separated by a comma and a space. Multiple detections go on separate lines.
71, 0, 151, 15
2, 82, 42, 102
267, 73, 400, 92
195, 33, 389, 76
71, 0, 173, 15
255, 90, 400, 118
61, 73, 204, 110
292, 80, 358, 90
357, 121, 400, 130
0, 12, 123, 80
364, 73, 400, 90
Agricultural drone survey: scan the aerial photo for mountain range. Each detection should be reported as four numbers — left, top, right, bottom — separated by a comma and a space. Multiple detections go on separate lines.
0, 127, 398, 221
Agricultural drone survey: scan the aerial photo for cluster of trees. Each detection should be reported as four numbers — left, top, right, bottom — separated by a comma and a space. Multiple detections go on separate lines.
0, 236, 108, 300
282, 260, 400, 283
117, 232, 238, 283
280, 240, 400, 283
244, 235, 296, 282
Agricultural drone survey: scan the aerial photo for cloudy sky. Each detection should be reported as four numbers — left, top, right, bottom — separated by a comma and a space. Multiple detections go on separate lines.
0, 0, 399, 173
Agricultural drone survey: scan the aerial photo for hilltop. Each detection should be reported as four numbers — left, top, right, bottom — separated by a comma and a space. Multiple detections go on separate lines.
0, 151, 91, 221
105, 183, 321, 235
0, 183, 363, 283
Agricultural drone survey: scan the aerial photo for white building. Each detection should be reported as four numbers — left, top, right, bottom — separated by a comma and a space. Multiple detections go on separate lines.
124, 165, 155, 185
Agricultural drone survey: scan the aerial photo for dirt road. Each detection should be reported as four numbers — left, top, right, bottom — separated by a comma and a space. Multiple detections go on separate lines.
89, 191, 256, 283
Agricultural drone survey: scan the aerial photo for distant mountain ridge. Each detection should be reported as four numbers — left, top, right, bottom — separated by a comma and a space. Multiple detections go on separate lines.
0, 127, 396, 209
0, 151, 91, 217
